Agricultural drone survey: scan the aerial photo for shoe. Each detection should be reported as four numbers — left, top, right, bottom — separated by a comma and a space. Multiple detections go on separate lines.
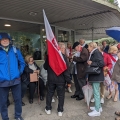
90, 107, 103, 112
115, 117, 120, 120
22, 101, 25, 106
106, 95, 112, 99
91, 98, 95, 103
58, 112, 63, 116
71, 95, 78, 98
76, 97, 84, 101
114, 97, 118, 102
40, 96, 44, 101
15, 117, 24, 120
88, 110, 101, 117
45, 109, 51, 115
101, 98, 104, 104
52, 98, 55, 103
29, 99, 33, 104
68, 87, 72, 93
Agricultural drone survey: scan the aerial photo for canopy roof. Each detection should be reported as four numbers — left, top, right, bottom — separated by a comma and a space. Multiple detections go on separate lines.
0, 0, 120, 39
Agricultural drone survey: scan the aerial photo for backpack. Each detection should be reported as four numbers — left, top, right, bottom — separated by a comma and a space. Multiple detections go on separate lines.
12, 45, 18, 59
12, 46, 21, 70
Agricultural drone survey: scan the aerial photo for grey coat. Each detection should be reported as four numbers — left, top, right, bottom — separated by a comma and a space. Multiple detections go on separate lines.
40, 63, 47, 85
112, 59, 120, 83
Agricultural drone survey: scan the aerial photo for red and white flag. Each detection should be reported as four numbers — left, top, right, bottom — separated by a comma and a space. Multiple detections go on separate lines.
43, 10, 67, 76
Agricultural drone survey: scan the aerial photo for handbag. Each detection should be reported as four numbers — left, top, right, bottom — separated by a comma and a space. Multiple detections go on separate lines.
30, 73, 38, 82
85, 66, 101, 75
69, 62, 75, 74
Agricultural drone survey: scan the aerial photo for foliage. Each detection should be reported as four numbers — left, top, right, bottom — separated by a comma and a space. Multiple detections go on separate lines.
108, 0, 114, 3
94, 37, 117, 45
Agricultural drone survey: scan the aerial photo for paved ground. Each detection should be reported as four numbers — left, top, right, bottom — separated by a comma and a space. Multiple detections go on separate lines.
1, 85, 120, 120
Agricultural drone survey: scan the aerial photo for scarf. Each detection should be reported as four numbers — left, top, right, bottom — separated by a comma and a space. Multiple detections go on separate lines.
28, 64, 37, 70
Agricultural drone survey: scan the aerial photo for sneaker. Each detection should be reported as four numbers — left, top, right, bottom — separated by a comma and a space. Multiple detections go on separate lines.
101, 98, 104, 104
45, 109, 51, 115
58, 112, 63, 116
91, 98, 95, 103
52, 98, 55, 103
15, 117, 24, 120
90, 107, 103, 112
68, 87, 72, 93
88, 110, 101, 117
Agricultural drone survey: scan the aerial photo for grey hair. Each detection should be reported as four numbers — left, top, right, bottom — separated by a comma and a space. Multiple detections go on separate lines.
58, 42, 66, 49
79, 39, 85, 42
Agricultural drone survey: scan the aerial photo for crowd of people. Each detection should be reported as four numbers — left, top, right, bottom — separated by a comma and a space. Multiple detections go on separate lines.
0, 32, 120, 120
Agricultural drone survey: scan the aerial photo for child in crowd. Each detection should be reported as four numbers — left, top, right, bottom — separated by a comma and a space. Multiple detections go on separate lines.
103, 67, 118, 102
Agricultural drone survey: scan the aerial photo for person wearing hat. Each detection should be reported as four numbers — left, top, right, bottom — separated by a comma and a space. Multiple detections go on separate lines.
71, 41, 89, 100
0, 33, 25, 120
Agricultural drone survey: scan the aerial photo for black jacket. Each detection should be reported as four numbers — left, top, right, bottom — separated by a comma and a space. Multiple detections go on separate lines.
84, 44, 88, 49
44, 54, 71, 84
21, 62, 40, 85
103, 45, 109, 53
88, 49, 104, 82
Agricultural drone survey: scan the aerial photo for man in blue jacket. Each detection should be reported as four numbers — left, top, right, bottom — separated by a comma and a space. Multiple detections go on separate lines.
0, 33, 25, 120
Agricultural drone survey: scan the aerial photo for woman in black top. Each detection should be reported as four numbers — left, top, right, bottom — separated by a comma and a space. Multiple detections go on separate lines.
21, 55, 40, 105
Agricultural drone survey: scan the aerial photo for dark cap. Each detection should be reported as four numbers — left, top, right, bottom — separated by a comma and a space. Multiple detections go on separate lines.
72, 42, 80, 49
0, 32, 11, 40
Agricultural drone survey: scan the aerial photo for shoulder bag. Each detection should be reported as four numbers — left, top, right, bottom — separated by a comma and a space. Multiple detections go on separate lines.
85, 66, 101, 75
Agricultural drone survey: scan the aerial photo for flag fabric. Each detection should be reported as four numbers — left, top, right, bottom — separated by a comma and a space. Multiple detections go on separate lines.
43, 10, 67, 76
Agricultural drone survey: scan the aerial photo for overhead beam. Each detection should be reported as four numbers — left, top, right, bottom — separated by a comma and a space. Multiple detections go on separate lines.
76, 33, 106, 35
75, 26, 120, 31
51, 10, 111, 24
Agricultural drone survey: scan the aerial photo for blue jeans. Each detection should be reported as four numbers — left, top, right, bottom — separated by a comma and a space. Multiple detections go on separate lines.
0, 83, 22, 120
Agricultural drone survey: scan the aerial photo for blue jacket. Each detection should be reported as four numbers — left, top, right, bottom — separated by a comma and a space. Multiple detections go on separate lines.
0, 45, 25, 87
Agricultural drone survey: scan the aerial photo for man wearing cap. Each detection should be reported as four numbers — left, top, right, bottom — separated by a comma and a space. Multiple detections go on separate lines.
0, 33, 25, 120
71, 42, 89, 100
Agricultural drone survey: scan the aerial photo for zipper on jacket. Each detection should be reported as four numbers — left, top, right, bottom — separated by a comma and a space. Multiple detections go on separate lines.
6, 53, 12, 82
